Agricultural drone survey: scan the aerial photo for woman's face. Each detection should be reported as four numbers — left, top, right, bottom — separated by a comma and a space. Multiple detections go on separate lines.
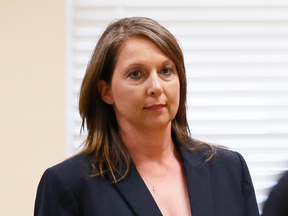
98, 36, 180, 131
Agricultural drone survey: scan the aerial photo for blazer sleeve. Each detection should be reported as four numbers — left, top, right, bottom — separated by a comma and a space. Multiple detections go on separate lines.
34, 168, 81, 216
237, 152, 260, 216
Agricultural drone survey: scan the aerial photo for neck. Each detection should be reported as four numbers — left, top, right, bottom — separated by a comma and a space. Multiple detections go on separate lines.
119, 122, 174, 163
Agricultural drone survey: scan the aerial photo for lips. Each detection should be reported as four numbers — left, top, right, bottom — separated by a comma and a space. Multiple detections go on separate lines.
144, 104, 165, 111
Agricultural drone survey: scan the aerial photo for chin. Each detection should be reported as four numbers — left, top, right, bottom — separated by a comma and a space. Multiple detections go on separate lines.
143, 119, 172, 129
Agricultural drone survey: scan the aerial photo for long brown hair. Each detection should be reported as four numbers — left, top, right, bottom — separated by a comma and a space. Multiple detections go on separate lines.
78, 17, 214, 182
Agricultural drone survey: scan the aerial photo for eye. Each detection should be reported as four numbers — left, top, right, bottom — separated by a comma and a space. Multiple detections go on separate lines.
161, 66, 174, 76
128, 70, 141, 79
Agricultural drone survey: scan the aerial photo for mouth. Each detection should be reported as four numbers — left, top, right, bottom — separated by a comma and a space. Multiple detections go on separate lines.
144, 104, 166, 111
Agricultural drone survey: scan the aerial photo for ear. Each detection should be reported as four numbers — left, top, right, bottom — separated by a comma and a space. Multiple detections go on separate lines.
97, 80, 114, 105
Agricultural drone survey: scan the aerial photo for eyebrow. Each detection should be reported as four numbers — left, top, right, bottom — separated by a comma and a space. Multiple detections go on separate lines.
126, 59, 175, 68
126, 63, 144, 67
162, 60, 174, 65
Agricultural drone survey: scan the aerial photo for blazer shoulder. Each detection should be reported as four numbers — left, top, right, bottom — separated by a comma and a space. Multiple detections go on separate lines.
35, 155, 92, 216
180, 140, 244, 170
183, 139, 243, 164
212, 146, 243, 164
51, 154, 91, 172
44, 154, 92, 186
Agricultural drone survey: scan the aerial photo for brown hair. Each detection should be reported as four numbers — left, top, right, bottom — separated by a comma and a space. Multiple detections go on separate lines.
78, 17, 214, 182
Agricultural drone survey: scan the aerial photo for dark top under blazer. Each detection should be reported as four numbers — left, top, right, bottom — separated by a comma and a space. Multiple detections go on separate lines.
34, 142, 260, 216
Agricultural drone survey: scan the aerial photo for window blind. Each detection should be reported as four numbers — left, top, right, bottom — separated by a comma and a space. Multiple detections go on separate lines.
66, 0, 288, 211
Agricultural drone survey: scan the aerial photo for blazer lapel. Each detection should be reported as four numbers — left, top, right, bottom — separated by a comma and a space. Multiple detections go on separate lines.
113, 166, 163, 216
106, 141, 214, 216
179, 145, 215, 216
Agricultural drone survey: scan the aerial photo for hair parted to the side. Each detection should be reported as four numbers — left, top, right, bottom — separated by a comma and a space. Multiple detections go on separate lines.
78, 17, 215, 182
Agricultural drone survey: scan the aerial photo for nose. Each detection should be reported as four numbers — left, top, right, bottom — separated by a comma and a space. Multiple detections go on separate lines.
146, 72, 163, 96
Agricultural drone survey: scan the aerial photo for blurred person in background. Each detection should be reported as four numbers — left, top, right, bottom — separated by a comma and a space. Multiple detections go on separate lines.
34, 17, 259, 216
262, 171, 288, 216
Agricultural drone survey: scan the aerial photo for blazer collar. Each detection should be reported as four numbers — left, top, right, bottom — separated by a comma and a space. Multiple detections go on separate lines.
179, 144, 215, 216
111, 141, 214, 216
113, 166, 162, 216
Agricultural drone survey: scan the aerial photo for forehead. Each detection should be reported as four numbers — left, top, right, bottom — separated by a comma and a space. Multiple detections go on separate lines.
115, 36, 171, 66
121, 36, 163, 54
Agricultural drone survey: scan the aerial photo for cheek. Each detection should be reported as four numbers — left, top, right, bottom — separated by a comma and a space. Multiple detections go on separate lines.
111, 85, 142, 108
171, 81, 180, 103
173, 92, 180, 111
166, 81, 180, 114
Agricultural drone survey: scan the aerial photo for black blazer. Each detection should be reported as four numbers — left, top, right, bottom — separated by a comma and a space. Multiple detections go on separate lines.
34, 144, 259, 216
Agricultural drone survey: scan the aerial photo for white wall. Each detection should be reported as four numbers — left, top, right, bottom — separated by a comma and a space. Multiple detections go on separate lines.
0, 1, 66, 215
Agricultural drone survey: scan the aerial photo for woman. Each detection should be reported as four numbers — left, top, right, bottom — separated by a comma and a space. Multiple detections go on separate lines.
34, 17, 259, 216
